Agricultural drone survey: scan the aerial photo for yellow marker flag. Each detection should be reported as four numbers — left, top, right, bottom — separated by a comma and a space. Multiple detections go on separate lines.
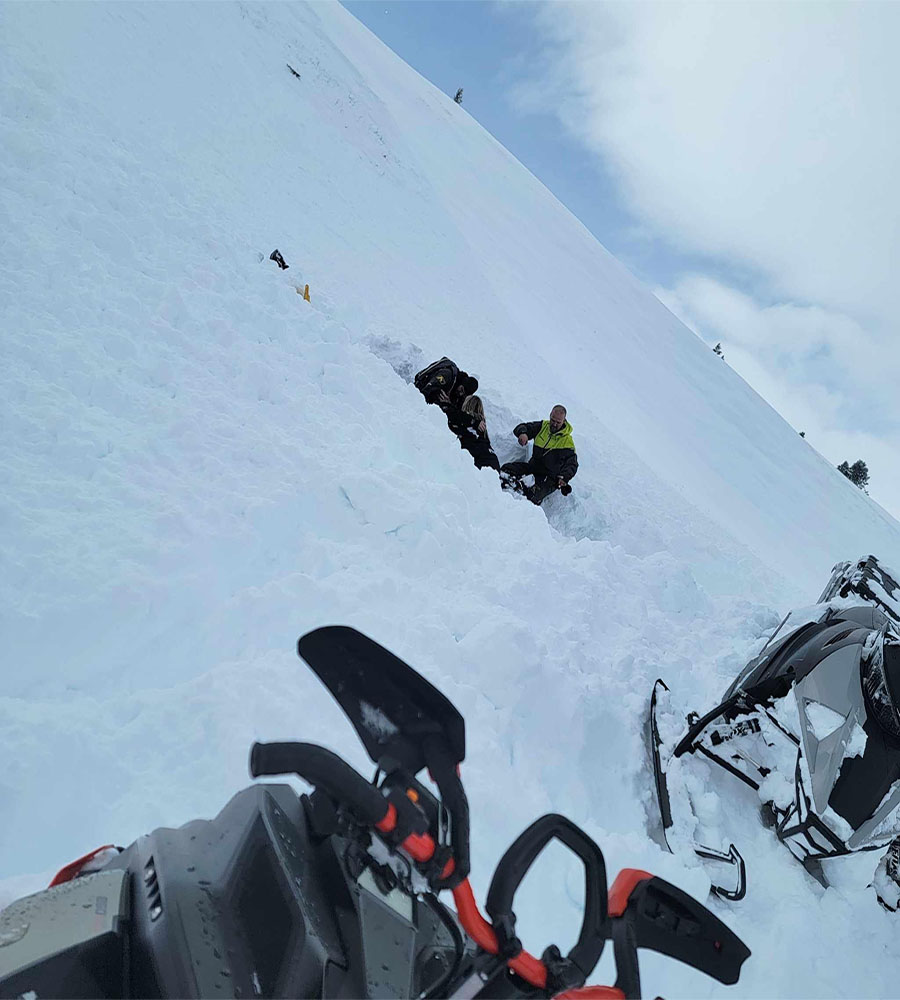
303, 284, 310, 302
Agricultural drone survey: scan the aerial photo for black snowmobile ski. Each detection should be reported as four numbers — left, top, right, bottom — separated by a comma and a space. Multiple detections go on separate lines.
648, 679, 747, 902
648, 679, 673, 849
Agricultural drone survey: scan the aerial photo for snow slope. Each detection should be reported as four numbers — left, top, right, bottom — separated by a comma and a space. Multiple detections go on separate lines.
2, 2, 900, 995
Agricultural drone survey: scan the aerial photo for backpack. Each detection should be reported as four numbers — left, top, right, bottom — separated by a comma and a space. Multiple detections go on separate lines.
414, 357, 459, 396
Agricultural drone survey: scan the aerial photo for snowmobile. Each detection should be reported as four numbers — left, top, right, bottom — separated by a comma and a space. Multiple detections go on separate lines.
0, 626, 750, 999
649, 555, 900, 907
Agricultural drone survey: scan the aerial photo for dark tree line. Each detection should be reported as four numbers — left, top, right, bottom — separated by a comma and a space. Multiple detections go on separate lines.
838, 459, 870, 492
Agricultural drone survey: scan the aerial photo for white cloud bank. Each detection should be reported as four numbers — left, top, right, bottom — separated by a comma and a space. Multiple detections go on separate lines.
508, 1, 899, 516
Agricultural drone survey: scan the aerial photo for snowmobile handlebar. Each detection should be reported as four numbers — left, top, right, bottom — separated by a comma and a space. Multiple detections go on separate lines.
268, 628, 751, 997
249, 740, 459, 878
249, 740, 559, 989
250, 741, 390, 826
486, 814, 607, 983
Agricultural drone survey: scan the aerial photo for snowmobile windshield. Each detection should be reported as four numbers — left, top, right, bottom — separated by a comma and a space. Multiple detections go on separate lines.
861, 630, 900, 740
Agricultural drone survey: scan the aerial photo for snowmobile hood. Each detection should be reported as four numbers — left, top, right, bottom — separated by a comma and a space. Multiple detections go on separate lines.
721, 612, 897, 843
722, 609, 886, 705
790, 623, 900, 847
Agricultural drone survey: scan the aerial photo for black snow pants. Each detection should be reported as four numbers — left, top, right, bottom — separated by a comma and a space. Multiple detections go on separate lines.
500, 461, 558, 505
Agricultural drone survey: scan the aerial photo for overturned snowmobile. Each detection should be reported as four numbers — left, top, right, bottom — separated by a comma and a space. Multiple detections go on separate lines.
650, 555, 900, 907
1, 626, 749, 999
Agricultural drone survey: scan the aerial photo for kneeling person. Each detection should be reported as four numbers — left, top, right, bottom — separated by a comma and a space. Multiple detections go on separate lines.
500, 405, 577, 504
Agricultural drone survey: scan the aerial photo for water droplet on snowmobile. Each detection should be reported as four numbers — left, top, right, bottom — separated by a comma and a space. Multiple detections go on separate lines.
0, 922, 28, 947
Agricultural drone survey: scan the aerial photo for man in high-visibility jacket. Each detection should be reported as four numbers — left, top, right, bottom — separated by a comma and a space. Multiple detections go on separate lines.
500, 405, 578, 505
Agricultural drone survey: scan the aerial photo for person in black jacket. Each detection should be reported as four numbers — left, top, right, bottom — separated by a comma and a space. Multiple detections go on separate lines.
443, 394, 500, 472
500, 405, 577, 504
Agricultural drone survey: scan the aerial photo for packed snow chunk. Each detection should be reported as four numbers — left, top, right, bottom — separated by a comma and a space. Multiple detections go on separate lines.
845, 721, 868, 759
820, 806, 857, 845
758, 769, 795, 812
804, 701, 847, 741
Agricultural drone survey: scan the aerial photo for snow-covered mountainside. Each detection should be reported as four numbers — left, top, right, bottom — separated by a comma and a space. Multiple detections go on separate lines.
3, 3, 900, 995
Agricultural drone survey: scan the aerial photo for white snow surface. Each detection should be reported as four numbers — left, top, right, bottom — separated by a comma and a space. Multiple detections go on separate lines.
805, 701, 848, 741
846, 721, 869, 760
3, 3, 900, 995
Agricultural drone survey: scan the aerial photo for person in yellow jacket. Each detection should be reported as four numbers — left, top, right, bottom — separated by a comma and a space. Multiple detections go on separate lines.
500, 405, 578, 504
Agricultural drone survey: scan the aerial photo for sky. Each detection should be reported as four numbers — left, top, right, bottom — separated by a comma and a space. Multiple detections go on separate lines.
343, 0, 900, 521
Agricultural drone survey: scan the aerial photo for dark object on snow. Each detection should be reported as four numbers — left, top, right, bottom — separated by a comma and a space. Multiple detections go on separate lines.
713, 342, 725, 359
454, 88, 464, 104
838, 459, 869, 491
648, 554, 900, 910
414, 356, 458, 404
287, 63, 300, 79
0, 625, 750, 1000
500, 463, 560, 505
414, 357, 477, 410
500, 408, 577, 505
269, 249, 289, 270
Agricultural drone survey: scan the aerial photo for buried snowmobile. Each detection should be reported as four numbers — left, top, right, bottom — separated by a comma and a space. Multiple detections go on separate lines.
0, 626, 749, 999
649, 555, 900, 907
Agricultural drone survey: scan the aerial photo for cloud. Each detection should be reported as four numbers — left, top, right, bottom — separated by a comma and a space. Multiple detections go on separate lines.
658, 275, 900, 422
512, 3, 900, 331
656, 275, 900, 515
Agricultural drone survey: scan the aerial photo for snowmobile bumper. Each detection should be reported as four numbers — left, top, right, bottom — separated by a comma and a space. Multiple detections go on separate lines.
695, 843, 746, 902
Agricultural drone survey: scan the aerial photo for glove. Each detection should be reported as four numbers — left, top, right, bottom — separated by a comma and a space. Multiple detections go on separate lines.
560, 482, 572, 497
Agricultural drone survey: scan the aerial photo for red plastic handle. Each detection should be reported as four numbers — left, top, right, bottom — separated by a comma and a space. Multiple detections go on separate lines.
452, 877, 549, 987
